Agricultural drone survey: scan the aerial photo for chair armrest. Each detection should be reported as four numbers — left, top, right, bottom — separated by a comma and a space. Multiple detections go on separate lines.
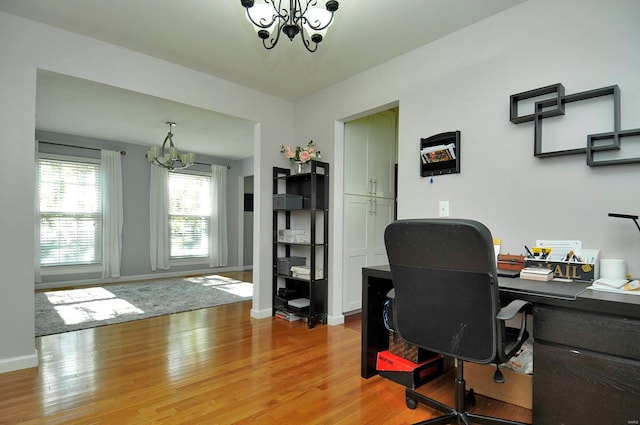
496, 299, 530, 321
497, 300, 531, 356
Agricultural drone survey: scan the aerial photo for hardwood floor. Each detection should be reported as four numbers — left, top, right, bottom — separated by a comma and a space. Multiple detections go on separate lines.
0, 298, 531, 424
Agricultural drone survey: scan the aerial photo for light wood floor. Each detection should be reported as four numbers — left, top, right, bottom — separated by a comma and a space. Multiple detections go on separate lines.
2, 273, 531, 424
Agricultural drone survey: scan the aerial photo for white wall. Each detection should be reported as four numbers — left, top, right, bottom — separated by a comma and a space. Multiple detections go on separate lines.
294, 0, 640, 324
0, 11, 293, 372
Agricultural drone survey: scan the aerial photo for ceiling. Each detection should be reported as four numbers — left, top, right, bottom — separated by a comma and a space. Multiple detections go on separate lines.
35, 70, 256, 160
0, 0, 526, 160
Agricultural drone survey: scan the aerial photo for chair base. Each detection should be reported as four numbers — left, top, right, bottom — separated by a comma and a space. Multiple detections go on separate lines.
405, 363, 530, 425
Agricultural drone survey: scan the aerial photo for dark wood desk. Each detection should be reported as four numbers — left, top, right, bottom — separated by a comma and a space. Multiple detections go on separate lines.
361, 265, 640, 425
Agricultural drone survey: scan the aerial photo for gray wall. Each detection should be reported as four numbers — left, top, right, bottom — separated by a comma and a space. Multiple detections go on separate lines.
37, 130, 250, 284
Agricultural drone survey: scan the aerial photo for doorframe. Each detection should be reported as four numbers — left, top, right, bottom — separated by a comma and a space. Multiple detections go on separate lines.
329, 101, 399, 325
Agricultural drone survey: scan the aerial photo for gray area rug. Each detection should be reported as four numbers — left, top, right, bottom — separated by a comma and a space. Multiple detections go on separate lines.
35, 275, 253, 337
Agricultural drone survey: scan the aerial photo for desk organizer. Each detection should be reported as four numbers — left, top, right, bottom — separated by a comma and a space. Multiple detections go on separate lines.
525, 249, 600, 282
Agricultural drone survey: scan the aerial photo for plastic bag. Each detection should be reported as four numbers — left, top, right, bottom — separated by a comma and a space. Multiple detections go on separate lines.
502, 339, 533, 374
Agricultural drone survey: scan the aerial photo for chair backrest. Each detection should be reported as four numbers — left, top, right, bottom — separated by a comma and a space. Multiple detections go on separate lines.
384, 218, 500, 364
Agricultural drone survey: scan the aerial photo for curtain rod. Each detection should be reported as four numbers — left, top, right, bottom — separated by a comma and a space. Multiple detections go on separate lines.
38, 141, 126, 155
39, 141, 232, 169
195, 161, 231, 169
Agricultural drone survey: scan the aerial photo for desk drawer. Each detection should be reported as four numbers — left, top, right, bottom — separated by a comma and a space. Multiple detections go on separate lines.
533, 342, 640, 425
534, 305, 640, 360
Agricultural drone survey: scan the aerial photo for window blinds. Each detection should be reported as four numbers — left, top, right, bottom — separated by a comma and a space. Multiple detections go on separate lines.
38, 158, 102, 266
168, 172, 211, 258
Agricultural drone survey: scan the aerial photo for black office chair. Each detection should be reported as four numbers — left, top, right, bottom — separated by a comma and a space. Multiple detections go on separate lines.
384, 218, 531, 425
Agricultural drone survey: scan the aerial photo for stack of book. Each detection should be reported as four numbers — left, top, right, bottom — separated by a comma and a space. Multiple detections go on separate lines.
519, 267, 554, 281
275, 310, 301, 321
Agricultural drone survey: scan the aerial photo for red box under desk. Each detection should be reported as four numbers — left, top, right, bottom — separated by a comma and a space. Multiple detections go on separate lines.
376, 350, 444, 389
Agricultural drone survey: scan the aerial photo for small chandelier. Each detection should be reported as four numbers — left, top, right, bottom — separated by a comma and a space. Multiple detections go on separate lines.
241, 0, 339, 52
147, 122, 195, 171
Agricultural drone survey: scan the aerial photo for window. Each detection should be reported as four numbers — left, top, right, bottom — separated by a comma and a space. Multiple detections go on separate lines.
38, 156, 102, 267
168, 172, 211, 259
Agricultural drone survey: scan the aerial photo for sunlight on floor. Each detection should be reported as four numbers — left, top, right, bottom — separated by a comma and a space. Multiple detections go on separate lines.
187, 275, 254, 298
45, 288, 144, 325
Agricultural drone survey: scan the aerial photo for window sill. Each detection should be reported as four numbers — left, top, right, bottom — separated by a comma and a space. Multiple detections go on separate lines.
170, 257, 209, 267
40, 264, 102, 276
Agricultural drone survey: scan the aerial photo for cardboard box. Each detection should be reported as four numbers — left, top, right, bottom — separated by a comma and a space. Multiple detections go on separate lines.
464, 363, 532, 409
377, 350, 444, 389
388, 332, 437, 364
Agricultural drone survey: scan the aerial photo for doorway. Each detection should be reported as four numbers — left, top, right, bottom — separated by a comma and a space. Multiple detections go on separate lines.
342, 108, 398, 313
242, 175, 254, 268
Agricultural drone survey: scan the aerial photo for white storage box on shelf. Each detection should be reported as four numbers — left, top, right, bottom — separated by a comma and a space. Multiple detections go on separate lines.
277, 229, 310, 243
290, 265, 324, 280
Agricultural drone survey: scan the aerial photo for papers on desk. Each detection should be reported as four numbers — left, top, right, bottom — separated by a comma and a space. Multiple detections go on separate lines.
588, 279, 640, 295
592, 278, 628, 289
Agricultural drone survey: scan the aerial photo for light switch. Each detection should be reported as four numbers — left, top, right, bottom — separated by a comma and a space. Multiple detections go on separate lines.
439, 201, 449, 217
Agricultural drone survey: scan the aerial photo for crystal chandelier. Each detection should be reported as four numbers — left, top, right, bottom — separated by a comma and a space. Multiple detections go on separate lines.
241, 0, 339, 52
146, 122, 195, 171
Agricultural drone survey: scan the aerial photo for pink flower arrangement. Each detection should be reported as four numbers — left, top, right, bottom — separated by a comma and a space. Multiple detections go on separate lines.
280, 140, 321, 164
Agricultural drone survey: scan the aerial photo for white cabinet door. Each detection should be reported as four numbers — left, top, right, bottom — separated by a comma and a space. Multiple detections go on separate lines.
342, 195, 395, 313
368, 111, 397, 199
343, 194, 370, 312
344, 117, 370, 196
371, 197, 395, 267
344, 111, 397, 197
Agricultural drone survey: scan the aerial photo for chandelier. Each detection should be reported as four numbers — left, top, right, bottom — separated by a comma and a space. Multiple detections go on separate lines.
146, 122, 195, 171
241, 0, 339, 52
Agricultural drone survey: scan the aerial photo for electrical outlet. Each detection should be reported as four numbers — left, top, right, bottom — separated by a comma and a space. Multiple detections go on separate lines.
439, 201, 449, 217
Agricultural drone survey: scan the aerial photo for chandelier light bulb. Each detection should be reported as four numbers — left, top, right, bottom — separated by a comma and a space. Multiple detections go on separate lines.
241, 0, 339, 52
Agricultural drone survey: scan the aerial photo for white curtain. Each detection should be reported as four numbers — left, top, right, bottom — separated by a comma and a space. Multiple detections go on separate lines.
101, 150, 124, 278
150, 164, 170, 271
34, 152, 42, 284
209, 164, 228, 267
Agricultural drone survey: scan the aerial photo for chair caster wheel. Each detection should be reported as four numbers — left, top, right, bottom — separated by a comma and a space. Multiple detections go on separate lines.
406, 397, 418, 409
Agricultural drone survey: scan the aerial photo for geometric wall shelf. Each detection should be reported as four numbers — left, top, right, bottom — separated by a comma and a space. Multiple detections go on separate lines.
510, 83, 565, 124
533, 85, 620, 157
511, 83, 640, 166
587, 128, 640, 166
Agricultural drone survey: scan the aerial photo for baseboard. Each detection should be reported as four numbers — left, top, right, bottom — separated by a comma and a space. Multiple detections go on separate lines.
35, 266, 245, 290
250, 307, 272, 320
327, 314, 345, 326
0, 350, 38, 373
